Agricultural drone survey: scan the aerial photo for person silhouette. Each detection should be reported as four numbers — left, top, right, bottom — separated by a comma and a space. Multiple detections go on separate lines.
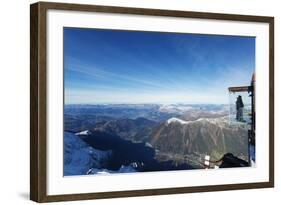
236, 95, 244, 122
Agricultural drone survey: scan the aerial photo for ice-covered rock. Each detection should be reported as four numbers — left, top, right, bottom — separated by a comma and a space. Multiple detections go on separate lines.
64, 132, 111, 176
75, 130, 92, 135
87, 165, 136, 175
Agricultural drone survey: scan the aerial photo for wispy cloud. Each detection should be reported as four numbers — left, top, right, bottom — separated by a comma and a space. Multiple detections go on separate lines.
65, 57, 177, 90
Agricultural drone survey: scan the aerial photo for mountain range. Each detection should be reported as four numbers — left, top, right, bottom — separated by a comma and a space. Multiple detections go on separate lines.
64, 104, 250, 175
148, 117, 248, 166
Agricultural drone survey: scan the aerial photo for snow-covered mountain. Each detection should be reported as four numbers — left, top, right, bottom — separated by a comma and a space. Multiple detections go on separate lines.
149, 116, 248, 163
64, 103, 251, 173
159, 104, 228, 116
64, 132, 112, 176
87, 165, 136, 175
158, 104, 194, 114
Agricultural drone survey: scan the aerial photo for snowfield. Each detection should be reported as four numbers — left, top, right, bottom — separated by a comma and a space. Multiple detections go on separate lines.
64, 131, 138, 176
166, 117, 192, 125
64, 132, 111, 176
75, 130, 92, 135
87, 165, 136, 175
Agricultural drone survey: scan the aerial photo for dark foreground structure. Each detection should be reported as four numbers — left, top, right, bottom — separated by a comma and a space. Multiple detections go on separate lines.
219, 153, 248, 168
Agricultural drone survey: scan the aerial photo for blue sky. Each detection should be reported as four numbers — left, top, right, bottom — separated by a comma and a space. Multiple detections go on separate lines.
64, 27, 255, 104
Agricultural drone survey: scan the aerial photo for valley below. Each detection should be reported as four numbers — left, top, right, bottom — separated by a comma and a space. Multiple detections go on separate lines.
64, 103, 249, 176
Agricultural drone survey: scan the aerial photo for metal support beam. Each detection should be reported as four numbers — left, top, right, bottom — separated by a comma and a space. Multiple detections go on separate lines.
228, 86, 250, 93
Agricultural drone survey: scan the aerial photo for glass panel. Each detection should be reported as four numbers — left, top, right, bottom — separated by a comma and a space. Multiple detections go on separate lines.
228, 91, 252, 126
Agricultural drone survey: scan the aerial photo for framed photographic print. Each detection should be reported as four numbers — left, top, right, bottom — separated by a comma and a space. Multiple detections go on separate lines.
30, 1, 274, 202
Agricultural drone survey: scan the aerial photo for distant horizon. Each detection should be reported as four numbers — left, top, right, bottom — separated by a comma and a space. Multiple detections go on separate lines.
64, 28, 255, 104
